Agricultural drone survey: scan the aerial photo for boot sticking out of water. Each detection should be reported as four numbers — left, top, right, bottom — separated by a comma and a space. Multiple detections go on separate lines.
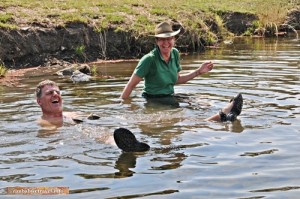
114, 128, 150, 152
219, 93, 243, 122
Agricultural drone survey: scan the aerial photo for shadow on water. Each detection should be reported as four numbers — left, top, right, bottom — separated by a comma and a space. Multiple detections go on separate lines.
0, 37, 299, 198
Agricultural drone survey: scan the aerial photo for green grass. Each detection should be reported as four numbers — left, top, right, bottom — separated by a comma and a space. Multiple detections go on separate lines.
0, 64, 8, 77
0, 0, 298, 34
0, 13, 13, 23
74, 45, 87, 62
0, 12, 17, 29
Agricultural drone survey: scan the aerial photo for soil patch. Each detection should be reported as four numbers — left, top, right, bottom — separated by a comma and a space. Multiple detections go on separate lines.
0, 58, 139, 87
0, 67, 36, 87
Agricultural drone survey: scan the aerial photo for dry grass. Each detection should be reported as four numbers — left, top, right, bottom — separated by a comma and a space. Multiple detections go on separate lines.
1, 0, 297, 33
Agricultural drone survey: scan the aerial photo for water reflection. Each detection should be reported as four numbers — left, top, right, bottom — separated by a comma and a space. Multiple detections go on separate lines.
114, 153, 136, 178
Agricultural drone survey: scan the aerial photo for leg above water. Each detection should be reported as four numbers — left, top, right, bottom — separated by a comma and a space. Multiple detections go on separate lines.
219, 93, 243, 122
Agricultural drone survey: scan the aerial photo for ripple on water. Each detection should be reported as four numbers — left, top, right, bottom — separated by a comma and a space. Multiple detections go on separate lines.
0, 37, 300, 198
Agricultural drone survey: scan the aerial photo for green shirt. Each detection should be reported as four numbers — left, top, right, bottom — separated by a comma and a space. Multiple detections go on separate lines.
134, 47, 182, 95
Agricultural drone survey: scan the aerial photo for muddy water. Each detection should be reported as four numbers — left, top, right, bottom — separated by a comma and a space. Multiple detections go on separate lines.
0, 37, 299, 198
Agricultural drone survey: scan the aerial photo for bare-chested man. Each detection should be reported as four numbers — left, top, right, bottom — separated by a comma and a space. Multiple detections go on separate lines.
35, 79, 150, 152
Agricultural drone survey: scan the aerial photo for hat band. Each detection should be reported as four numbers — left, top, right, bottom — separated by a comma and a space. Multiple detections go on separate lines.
154, 29, 181, 38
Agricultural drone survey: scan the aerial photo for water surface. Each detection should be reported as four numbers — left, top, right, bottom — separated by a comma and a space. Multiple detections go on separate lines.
0, 37, 299, 198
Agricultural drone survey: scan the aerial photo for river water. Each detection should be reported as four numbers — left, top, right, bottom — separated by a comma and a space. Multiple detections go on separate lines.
0, 36, 299, 198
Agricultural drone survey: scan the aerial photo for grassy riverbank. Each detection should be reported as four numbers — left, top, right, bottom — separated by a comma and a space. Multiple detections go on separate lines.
1, 0, 298, 32
0, 0, 299, 77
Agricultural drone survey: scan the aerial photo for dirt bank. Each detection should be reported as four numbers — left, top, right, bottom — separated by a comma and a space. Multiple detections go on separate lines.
1, 9, 299, 70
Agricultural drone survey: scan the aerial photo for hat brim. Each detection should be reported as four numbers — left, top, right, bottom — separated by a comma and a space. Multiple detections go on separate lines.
154, 28, 181, 38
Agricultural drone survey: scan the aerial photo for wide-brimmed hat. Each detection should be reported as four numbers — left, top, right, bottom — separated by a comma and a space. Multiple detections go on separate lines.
154, 21, 181, 38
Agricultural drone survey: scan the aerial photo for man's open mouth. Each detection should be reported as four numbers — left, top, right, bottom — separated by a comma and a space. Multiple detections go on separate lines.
52, 99, 59, 104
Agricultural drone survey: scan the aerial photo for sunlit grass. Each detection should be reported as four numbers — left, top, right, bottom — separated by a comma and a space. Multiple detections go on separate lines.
0, 0, 298, 35
0, 64, 8, 77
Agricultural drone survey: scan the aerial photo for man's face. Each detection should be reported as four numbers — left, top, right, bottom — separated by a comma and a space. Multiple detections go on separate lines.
37, 85, 63, 114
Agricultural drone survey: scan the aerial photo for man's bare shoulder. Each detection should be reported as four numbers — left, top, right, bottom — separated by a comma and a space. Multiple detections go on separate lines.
37, 111, 79, 128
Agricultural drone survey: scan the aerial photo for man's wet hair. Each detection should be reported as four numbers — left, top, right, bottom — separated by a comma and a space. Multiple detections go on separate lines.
35, 80, 58, 98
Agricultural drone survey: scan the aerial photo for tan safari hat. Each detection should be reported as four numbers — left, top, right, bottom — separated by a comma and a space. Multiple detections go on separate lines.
154, 21, 181, 38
